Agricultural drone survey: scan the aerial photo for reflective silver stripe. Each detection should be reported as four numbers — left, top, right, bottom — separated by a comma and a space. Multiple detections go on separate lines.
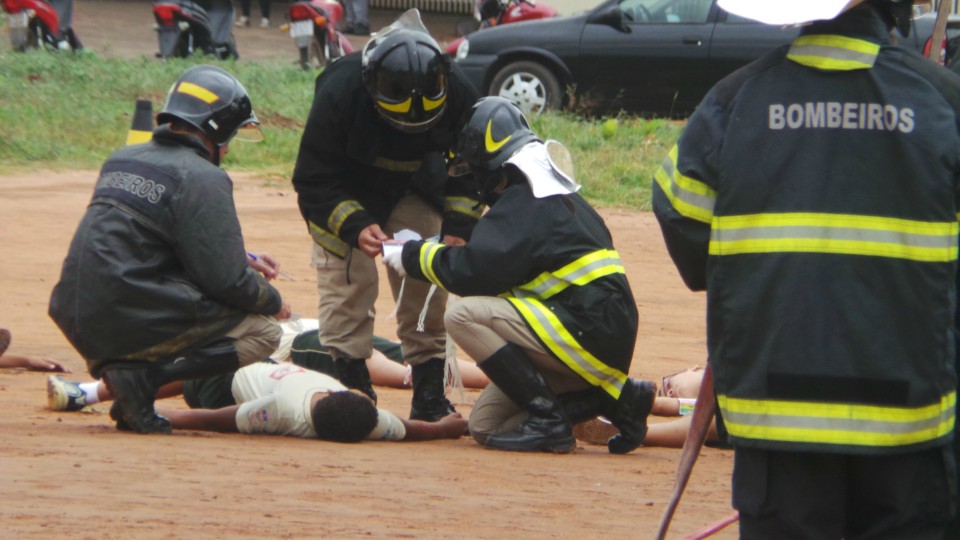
787, 35, 879, 71
710, 213, 958, 262
444, 196, 483, 220
308, 222, 349, 258
654, 145, 716, 224
327, 200, 364, 237
508, 297, 627, 398
512, 249, 625, 300
718, 392, 956, 447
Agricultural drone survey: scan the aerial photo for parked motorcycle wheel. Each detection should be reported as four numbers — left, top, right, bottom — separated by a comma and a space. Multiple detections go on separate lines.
173, 32, 191, 57
299, 34, 336, 69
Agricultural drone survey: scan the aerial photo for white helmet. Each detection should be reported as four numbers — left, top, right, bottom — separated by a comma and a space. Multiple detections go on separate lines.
718, 0, 865, 25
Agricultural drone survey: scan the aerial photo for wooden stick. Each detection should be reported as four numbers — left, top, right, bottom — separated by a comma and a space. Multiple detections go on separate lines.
928, 0, 953, 63
655, 363, 716, 540
682, 511, 740, 540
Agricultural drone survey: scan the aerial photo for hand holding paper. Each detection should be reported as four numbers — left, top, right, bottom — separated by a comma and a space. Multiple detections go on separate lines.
382, 229, 421, 277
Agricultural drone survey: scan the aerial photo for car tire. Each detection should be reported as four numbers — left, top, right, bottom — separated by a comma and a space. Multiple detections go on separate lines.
489, 60, 562, 116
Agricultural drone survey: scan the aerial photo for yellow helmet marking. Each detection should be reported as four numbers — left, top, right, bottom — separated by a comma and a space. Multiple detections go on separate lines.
485, 120, 511, 152
423, 94, 446, 111
176, 81, 219, 104
377, 97, 412, 113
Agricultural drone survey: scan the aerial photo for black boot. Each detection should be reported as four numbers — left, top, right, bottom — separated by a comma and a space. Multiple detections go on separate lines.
479, 344, 575, 453
334, 357, 377, 403
105, 340, 241, 434
557, 388, 603, 424
101, 362, 170, 434
409, 357, 456, 422
156, 339, 240, 387
603, 379, 656, 454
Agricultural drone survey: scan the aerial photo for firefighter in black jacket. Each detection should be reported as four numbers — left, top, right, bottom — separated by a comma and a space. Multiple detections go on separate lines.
50, 66, 291, 434
385, 97, 656, 453
653, 0, 960, 536
291, 10, 481, 421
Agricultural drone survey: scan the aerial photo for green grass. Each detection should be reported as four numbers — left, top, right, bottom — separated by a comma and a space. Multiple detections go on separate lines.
0, 51, 684, 211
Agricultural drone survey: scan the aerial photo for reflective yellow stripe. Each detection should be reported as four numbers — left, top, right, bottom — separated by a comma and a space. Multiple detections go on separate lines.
418, 241, 446, 287
378, 97, 412, 113
373, 156, 422, 172
508, 298, 627, 398
718, 392, 956, 447
654, 145, 716, 224
423, 94, 446, 112
176, 81, 219, 104
787, 34, 879, 71
308, 222, 349, 258
327, 200, 364, 237
512, 249, 625, 300
709, 213, 959, 262
444, 196, 483, 220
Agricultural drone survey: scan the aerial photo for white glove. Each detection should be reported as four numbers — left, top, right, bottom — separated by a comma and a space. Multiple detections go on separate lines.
383, 251, 406, 277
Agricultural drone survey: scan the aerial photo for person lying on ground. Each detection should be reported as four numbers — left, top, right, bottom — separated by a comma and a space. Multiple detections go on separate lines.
573, 366, 722, 449
48, 318, 489, 411
0, 328, 71, 373
158, 361, 467, 443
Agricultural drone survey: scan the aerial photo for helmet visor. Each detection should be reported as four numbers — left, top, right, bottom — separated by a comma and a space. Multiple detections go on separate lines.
232, 118, 264, 143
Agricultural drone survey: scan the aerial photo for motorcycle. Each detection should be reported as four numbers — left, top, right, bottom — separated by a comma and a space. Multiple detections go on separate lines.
281, 0, 353, 69
152, 0, 238, 60
445, 0, 557, 55
1, 0, 81, 52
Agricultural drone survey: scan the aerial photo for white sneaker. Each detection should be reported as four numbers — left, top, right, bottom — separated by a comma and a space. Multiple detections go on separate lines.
259, 17, 270, 28
235, 15, 250, 27
47, 375, 89, 411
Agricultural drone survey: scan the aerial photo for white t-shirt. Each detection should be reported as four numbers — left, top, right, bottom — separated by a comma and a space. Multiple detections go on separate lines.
268, 317, 321, 363
231, 362, 406, 441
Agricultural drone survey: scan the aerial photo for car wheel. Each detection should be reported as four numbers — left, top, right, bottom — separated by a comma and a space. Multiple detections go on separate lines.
489, 61, 562, 116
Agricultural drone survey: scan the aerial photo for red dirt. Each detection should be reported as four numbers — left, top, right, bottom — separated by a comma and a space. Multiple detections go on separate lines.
0, 2, 735, 538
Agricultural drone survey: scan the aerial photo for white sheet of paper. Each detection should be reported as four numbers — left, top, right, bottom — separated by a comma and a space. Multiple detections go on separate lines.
393, 229, 422, 242
382, 229, 422, 257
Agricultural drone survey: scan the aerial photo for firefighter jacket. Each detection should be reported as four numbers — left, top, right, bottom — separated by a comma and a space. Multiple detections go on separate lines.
292, 53, 482, 258
49, 126, 282, 377
652, 6, 960, 454
400, 177, 638, 399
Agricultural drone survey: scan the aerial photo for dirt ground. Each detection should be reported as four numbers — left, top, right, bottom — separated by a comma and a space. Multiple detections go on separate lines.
0, 2, 736, 539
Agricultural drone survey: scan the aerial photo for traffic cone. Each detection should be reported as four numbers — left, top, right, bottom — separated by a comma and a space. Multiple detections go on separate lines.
126, 99, 154, 145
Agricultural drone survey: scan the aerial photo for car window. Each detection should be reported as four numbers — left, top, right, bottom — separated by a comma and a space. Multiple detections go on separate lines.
620, 0, 712, 24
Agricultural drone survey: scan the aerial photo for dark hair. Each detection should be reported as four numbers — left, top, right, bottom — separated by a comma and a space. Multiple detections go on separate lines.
311, 391, 379, 443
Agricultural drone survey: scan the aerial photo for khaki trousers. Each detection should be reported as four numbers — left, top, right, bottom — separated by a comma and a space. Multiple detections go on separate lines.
313, 194, 446, 366
224, 314, 283, 366
444, 297, 590, 443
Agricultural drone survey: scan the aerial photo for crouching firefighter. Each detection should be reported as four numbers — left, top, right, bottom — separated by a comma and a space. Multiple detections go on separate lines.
384, 97, 656, 453
49, 65, 290, 434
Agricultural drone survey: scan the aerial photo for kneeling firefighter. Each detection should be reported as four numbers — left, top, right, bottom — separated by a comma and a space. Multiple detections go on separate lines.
384, 97, 656, 453
50, 65, 288, 434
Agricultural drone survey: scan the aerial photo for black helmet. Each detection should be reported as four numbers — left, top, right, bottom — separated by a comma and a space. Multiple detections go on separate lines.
458, 96, 539, 172
362, 28, 450, 133
157, 65, 260, 147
